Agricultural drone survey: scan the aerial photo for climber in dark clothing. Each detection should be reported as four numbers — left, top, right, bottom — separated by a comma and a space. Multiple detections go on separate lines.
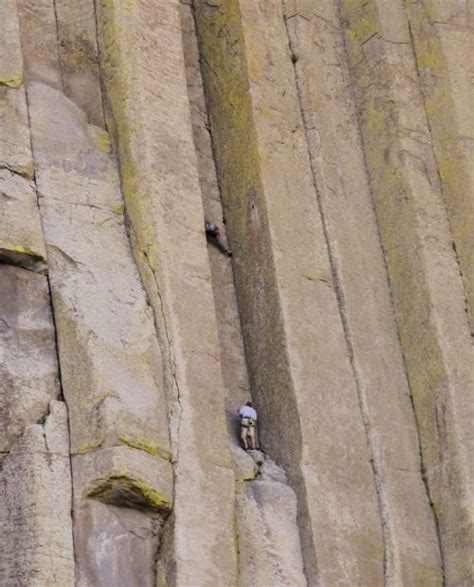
205, 220, 232, 257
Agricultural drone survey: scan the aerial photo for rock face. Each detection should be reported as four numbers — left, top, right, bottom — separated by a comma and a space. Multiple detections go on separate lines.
0, 0, 472, 585
0, 401, 75, 586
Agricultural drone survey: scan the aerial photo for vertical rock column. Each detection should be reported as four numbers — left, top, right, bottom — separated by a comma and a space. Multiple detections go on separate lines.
0, 1, 75, 583
95, 1, 238, 584
27, 82, 173, 586
340, 0, 473, 583
405, 0, 474, 333
283, 0, 442, 583
180, 5, 307, 584
194, 1, 386, 584
0, 0, 45, 270
0, 400, 75, 585
16, 0, 174, 582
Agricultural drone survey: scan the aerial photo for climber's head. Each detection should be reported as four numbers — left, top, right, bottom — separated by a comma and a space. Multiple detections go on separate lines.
246, 401, 253, 407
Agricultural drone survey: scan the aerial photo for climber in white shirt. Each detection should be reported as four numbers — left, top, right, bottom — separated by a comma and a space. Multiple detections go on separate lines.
238, 401, 257, 450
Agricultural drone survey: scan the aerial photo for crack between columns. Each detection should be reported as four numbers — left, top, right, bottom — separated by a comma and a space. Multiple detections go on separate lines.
123, 219, 182, 586
20, 60, 79, 572
334, 1, 446, 582
281, 3, 396, 584
51, 0, 66, 93
124, 220, 183, 468
405, 11, 472, 336
90, 0, 181, 471
192, 4, 318, 585
92, 0, 113, 132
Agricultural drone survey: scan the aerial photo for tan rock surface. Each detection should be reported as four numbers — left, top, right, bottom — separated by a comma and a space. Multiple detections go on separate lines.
55, 0, 105, 127
237, 479, 306, 587
0, 0, 471, 584
74, 500, 162, 587
194, 1, 385, 583
73, 447, 172, 586
28, 81, 171, 462
73, 446, 173, 513
406, 0, 474, 333
96, 1, 238, 583
16, 0, 63, 89
0, 85, 33, 179
0, 0, 33, 179
0, 169, 47, 270
283, 1, 442, 582
179, 2, 252, 427
0, 0, 23, 88
341, 0, 474, 582
0, 265, 59, 456
0, 400, 75, 586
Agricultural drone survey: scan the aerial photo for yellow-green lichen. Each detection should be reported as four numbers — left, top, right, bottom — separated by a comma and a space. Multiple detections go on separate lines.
92, 130, 112, 153
407, 5, 474, 328
340, 0, 379, 64
85, 474, 172, 513
118, 433, 171, 461
0, 73, 23, 88
76, 439, 103, 454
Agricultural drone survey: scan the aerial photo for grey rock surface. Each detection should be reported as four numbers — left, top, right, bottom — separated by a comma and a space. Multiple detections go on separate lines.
0, 265, 59, 456
0, 401, 75, 586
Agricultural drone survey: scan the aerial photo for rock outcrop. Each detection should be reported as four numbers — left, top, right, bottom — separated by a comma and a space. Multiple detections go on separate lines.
0, 0, 472, 585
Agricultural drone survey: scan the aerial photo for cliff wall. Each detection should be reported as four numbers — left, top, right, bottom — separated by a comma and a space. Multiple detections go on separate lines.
0, 0, 472, 585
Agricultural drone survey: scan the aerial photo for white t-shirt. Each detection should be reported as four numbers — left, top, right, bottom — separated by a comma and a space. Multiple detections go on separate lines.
239, 406, 257, 420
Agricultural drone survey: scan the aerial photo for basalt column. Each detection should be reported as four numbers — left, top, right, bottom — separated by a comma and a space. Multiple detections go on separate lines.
180, 4, 307, 584
405, 0, 474, 333
16, 0, 174, 584
340, 0, 473, 583
95, 1, 238, 584
0, 1, 74, 583
283, 0, 442, 582
194, 1, 385, 584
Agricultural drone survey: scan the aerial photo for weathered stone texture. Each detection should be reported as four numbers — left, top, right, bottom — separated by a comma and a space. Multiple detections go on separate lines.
283, 1, 442, 582
0, 0, 34, 180
0, 170, 47, 270
0, 0, 23, 88
0, 400, 75, 586
16, 0, 63, 89
406, 0, 474, 333
0, 0, 471, 584
27, 79, 173, 583
96, 1, 238, 583
74, 500, 162, 587
73, 447, 173, 513
0, 85, 33, 180
179, 3, 252, 429
55, 0, 105, 127
194, 1, 386, 583
0, 265, 59, 456
28, 81, 170, 462
73, 448, 171, 586
340, 0, 474, 583
235, 450, 306, 586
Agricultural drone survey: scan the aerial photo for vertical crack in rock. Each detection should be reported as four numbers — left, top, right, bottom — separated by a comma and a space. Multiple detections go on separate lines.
51, 0, 66, 92
91, 0, 112, 133
192, 2, 390, 583
125, 221, 183, 467
405, 13, 471, 336
332, 0, 446, 579
93, 2, 238, 582
335, 1, 473, 583
180, 4, 307, 582
280, 4, 395, 582
21, 59, 78, 570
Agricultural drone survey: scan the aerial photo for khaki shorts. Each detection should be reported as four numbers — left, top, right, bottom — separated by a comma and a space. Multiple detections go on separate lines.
240, 418, 255, 441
